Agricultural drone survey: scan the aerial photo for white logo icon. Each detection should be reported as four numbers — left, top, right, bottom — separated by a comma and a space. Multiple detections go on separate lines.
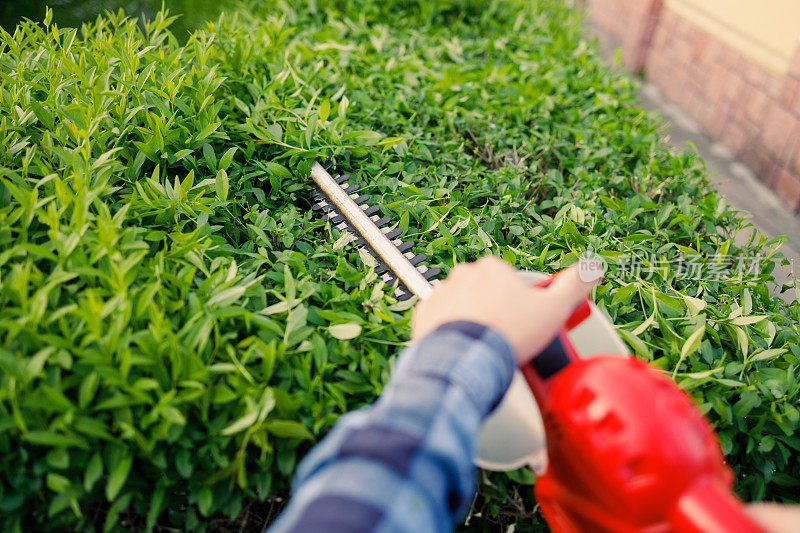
577, 248, 606, 283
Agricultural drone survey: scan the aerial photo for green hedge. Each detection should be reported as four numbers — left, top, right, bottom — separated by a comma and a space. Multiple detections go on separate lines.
1, 1, 798, 531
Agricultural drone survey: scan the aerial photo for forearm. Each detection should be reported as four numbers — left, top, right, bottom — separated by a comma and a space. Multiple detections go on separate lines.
268, 321, 515, 532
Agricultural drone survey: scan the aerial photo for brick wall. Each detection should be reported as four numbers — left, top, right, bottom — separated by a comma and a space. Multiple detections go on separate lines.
585, 0, 800, 211
586, 0, 662, 71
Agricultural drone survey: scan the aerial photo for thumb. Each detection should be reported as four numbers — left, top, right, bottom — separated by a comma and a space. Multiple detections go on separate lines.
549, 259, 602, 298
536, 260, 602, 327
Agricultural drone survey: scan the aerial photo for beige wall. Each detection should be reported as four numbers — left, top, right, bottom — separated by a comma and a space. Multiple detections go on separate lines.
665, 0, 800, 74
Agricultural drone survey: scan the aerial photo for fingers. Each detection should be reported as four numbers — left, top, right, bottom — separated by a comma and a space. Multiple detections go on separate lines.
746, 503, 800, 533
521, 262, 600, 342
410, 255, 602, 361
545, 261, 601, 308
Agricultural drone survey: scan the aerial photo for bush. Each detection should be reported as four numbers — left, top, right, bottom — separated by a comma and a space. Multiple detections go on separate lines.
1, 1, 798, 531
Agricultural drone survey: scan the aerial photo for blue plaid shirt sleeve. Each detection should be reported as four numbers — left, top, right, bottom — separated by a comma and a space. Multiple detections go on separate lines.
267, 321, 516, 533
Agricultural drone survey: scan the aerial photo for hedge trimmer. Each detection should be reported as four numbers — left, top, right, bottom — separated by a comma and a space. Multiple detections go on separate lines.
308, 161, 765, 533
308, 161, 439, 301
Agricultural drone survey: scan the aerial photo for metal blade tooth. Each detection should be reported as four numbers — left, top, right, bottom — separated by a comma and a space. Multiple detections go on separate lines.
335, 221, 349, 231
407, 253, 427, 266
395, 288, 410, 300
397, 290, 413, 301
343, 184, 360, 194
393, 240, 414, 253
333, 173, 349, 184
382, 227, 402, 240
321, 211, 345, 223
350, 194, 371, 205
362, 205, 380, 216
423, 267, 441, 280
322, 160, 334, 170
375, 258, 402, 275
372, 216, 391, 227
380, 271, 396, 283
312, 195, 334, 211
371, 258, 391, 272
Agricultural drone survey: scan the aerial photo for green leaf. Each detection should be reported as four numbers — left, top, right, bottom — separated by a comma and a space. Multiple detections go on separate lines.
358, 248, 377, 268
176, 449, 193, 478
104, 493, 132, 533
197, 487, 213, 517
79, 372, 100, 409
265, 419, 314, 439
319, 99, 331, 122
207, 285, 246, 307
46, 473, 71, 493
673, 325, 705, 378
332, 231, 353, 250
105, 455, 133, 502
329, 323, 362, 340
219, 147, 238, 171
84, 453, 103, 491
31, 100, 55, 129
195, 121, 221, 142
23, 431, 87, 449
749, 348, 786, 363
146, 483, 167, 531
681, 294, 706, 315
222, 410, 259, 436
174, 148, 193, 161
262, 161, 292, 180
216, 169, 229, 201
731, 315, 767, 326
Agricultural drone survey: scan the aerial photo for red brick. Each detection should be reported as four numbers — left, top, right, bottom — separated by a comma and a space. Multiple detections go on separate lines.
773, 167, 800, 210
706, 64, 730, 103
661, 9, 677, 32
674, 81, 697, 111
653, 27, 668, 47
779, 77, 800, 110
789, 47, 800, 79
744, 63, 769, 86
701, 38, 719, 63
739, 143, 775, 178
782, 134, 800, 172
673, 18, 690, 42
673, 37, 693, 65
660, 66, 689, 102
765, 76, 784, 100
759, 102, 798, 158
743, 86, 769, 123
696, 101, 719, 133
719, 47, 742, 71
792, 142, 800, 174
691, 33, 710, 62
707, 101, 732, 138
722, 73, 746, 104
719, 122, 748, 153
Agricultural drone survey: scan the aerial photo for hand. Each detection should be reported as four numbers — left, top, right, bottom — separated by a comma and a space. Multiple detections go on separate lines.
747, 503, 800, 533
411, 256, 601, 365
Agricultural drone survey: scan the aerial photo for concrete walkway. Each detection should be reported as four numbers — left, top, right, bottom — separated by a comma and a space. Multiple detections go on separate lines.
587, 22, 799, 300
